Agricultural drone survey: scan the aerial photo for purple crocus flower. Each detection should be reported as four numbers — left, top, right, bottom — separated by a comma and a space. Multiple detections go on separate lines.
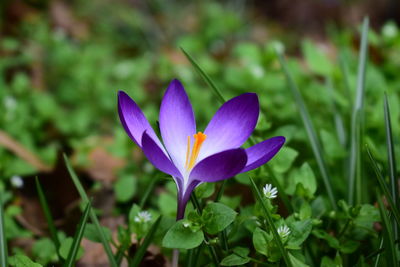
118, 79, 285, 220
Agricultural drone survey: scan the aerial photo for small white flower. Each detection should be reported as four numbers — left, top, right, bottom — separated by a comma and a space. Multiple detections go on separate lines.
10, 175, 23, 188
277, 225, 291, 239
134, 211, 152, 223
4, 96, 17, 110
182, 222, 190, 228
263, 184, 278, 199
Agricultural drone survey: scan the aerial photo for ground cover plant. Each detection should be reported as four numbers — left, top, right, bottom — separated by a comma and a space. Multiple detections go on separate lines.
1, 0, 400, 266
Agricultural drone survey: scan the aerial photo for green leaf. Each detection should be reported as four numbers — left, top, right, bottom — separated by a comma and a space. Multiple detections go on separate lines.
287, 163, 317, 198
8, 254, 42, 267
269, 146, 298, 174
84, 223, 112, 243
288, 219, 312, 247
312, 230, 339, 249
252, 227, 272, 256
299, 202, 312, 220
202, 202, 237, 235
321, 255, 343, 267
162, 220, 204, 249
157, 193, 177, 216
195, 183, 215, 199
31, 238, 57, 265
289, 252, 309, 267
220, 247, 250, 266
114, 175, 137, 202
59, 238, 84, 261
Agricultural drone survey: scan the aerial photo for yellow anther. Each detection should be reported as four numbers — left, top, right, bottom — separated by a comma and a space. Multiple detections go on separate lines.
185, 132, 207, 170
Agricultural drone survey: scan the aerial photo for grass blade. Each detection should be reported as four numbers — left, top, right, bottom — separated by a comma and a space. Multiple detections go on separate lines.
64, 202, 91, 267
276, 49, 337, 210
63, 154, 118, 267
249, 177, 293, 267
326, 77, 347, 147
348, 17, 369, 205
366, 146, 400, 227
338, 50, 353, 105
35, 177, 61, 254
139, 174, 161, 208
180, 47, 226, 104
377, 192, 397, 266
373, 236, 384, 267
384, 93, 399, 240
266, 166, 293, 213
130, 216, 162, 267
0, 192, 7, 267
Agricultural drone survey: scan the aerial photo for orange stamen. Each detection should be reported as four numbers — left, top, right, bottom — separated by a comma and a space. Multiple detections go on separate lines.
185, 132, 207, 170
185, 136, 191, 168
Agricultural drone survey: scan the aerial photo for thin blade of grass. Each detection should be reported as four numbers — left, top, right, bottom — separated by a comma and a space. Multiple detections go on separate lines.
139, 174, 161, 208
63, 154, 118, 267
64, 202, 91, 267
373, 236, 384, 267
348, 17, 369, 205
276, 50, 337, 210
35, 177, 61, 254
0, 193, 7, 267
377, 192, 397, 266
265, 166, 293, 213
249, 177, 293, 267
130, 216, 162, 267
366, 146, 400, 227
180, 47, 226, 104
384, 93, 399, 240
326, 77, 347, 147
338, 50, 353, 104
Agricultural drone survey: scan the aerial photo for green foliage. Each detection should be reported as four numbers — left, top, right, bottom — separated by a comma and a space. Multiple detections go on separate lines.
114, 175, 137, 203
9, 254, 42, 267
162, 220, 204, 249
58, 238, 84, 261
220, 247, 250, 266
202, 202, 237, 235
1, 1, 400, 265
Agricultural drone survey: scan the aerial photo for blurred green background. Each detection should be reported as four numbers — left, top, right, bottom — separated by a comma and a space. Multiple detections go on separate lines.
1, 0, 400, 265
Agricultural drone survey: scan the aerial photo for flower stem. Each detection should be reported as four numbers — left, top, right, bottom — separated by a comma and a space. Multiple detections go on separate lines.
172, 249, 180, 267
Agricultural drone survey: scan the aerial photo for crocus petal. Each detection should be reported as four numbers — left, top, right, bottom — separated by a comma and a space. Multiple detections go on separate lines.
118, 91, 164, 149
189, 148, 247, 182
240, 136, 285, 173
141, 132, 182, 178
198, 93, 259, 161
159, 79, 196, 173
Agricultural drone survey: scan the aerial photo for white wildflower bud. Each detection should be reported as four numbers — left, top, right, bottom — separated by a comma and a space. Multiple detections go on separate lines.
134, 211, 152, 223
10, 175, 23, 188
263, 184, 278, 199
277, 225, 291, 239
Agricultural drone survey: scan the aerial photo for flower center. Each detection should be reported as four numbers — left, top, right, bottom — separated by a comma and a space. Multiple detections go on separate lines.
185, 132, 207, 170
